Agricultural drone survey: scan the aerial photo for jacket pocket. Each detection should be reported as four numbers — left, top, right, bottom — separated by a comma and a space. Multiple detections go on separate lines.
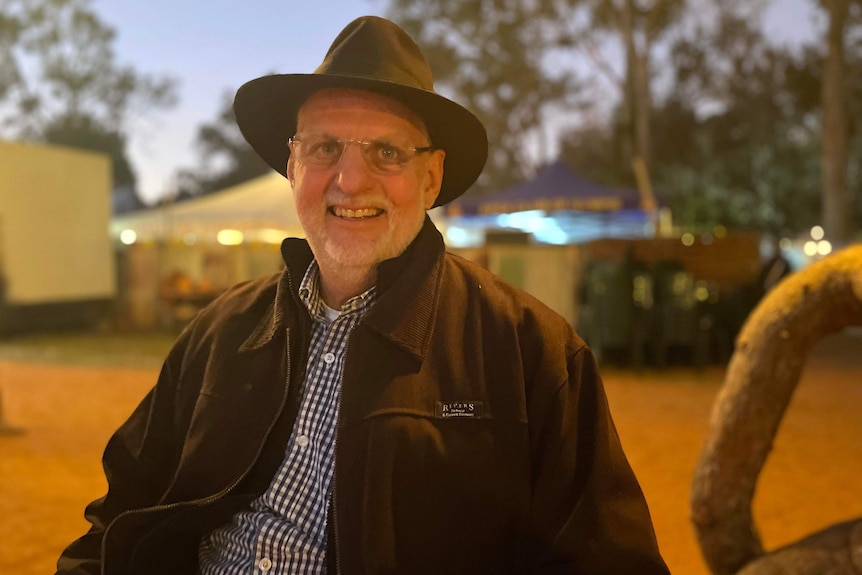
336, 411, 531, 573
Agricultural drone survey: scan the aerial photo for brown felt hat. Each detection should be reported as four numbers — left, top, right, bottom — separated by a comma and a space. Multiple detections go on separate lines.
233, 15, 488, 207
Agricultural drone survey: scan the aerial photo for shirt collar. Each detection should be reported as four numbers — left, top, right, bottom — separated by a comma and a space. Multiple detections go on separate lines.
239, 218, 441, 355
298, 259, 377, 322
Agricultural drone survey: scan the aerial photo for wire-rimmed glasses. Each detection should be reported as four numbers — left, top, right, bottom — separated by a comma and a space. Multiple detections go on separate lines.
288, 135, 436, 174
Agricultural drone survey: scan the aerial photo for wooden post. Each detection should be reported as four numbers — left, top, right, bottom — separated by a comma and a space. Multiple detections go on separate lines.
0, 387, 25, 436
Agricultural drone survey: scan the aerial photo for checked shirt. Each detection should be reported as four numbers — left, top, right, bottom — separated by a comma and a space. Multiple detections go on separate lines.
198, 260, 377, 574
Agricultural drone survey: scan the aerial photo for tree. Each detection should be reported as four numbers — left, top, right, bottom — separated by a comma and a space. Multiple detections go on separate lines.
383, 0, 862, 238
172, 90, 270, 200
383, 0, 692, 195
0, 0, 177, 209
383, 0, 583, 194
566, 0, 862, 236
657, 9, 824, 233
586, 0, 686, 180
819, 0, 861, 245
560, 2, 816, 230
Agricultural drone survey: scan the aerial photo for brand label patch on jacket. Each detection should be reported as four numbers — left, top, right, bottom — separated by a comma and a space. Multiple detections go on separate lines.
435, 401, 483, 419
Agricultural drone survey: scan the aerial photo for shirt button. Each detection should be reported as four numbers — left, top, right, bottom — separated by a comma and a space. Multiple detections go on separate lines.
258, 557, 272, 571
323, 352, 336, 365
296, 435, 310, 449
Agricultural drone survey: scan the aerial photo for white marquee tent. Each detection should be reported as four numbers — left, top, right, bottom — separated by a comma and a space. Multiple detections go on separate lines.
111, 172, 303, 245
109, 173, 307, 328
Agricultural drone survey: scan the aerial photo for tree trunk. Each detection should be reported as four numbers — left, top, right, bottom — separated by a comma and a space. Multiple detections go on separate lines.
619, 0, 637, 173
821, 0, 850, 245
633, 35, 651, 169
690, 245, 862, 575
619, 0, 653, 187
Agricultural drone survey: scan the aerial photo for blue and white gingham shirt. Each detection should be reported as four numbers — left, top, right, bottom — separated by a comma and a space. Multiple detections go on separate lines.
198, 261, 377, 574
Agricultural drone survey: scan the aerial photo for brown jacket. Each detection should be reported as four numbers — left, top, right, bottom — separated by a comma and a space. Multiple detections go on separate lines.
57, 219, 669, 575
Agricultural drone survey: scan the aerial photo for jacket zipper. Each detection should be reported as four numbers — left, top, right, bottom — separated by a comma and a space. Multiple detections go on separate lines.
332, 318, 364, 575
332, 386, 343, 575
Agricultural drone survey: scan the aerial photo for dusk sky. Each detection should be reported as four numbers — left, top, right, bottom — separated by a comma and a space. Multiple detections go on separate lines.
93, 0, 822, 204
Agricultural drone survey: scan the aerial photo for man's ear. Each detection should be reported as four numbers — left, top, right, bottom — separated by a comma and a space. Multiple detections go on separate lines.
286, 156, 296, 186
423, 149, 446, 209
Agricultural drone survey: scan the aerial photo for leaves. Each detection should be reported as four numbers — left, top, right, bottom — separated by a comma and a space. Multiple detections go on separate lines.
386, 0, 584, 194
645, 7, 826, 234
388, 0, 833, 234
171, 90, 270, 200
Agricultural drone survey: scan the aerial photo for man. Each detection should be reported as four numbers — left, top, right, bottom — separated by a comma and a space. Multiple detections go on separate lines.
57, 16, 670, 575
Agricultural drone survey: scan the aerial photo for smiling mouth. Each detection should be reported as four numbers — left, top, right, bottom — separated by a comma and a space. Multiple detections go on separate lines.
330, 206, 384, 219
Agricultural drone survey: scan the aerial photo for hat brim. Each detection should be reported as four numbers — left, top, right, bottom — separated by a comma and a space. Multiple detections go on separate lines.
234, 74, 487, 207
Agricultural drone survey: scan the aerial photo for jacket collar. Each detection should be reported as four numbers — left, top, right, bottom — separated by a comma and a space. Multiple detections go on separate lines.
239, 238, 313, 353
363, 217, 445, 363
239, 216, 445, 361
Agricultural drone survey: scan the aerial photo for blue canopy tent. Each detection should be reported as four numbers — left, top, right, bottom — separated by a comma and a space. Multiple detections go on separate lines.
442, 161, 658, 245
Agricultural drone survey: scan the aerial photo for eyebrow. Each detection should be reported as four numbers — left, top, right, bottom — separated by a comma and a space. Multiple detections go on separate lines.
297, 133, 422, 146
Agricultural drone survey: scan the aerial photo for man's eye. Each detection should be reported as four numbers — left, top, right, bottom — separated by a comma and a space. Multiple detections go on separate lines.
374, 143, 405, 164
309, 140, 342, 158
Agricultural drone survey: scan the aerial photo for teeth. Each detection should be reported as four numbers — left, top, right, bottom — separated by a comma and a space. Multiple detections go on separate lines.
334, 207, 382, 218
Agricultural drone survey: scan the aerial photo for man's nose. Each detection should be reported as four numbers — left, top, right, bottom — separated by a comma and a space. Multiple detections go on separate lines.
335, 143, 374, 192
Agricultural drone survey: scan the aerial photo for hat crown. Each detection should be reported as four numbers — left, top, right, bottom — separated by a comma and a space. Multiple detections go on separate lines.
315, 16, 434, 93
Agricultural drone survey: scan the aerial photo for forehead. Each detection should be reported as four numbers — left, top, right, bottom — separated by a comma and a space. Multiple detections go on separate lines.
296, 88, 428, 136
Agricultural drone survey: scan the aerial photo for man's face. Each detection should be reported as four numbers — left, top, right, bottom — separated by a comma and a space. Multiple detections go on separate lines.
287, 88, 445, 275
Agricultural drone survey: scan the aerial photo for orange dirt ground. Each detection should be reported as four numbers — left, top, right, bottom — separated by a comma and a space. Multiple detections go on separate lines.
0, 333, 860, 575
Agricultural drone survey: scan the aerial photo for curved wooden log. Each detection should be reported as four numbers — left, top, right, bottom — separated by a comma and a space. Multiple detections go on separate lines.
690, 244, 862, 575
736, 518, 862, 574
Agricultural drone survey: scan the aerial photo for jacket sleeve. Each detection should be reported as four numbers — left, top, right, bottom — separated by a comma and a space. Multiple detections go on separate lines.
55, 334, 189, 575
527, 344, 670, 574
